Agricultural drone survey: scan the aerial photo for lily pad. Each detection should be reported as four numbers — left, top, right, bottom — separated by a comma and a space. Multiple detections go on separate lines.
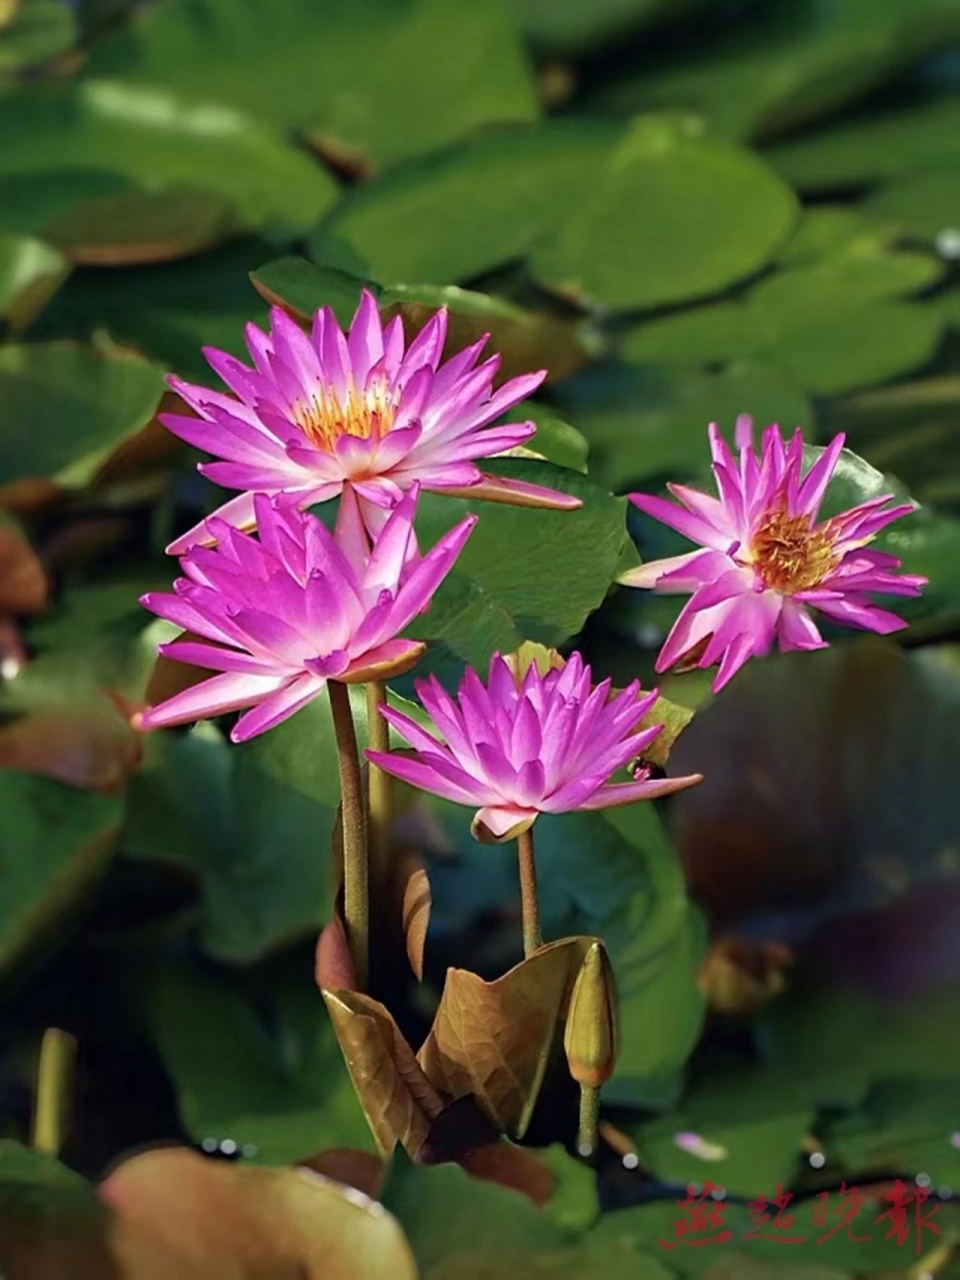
0, 233, 69, 330
865, 166, 960, 245
90, 0, 539, 170
0, 341, 165, 488
531, 116, 798, 311
623, 298, 943, 396
313, 119, 623, 286
128, 958, 371, 1163
0, 81, 337, 232
408, 460, 629, 674
44, 185, 242, 267
554, 362, 814, 490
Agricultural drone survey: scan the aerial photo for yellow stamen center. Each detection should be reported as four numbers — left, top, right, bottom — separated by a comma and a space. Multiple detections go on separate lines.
747, 505, 839, 594
293, 380, 396, 452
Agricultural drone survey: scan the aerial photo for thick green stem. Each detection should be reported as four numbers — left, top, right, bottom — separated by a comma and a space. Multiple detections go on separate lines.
365, 680, 391, 890
517, 827, 542, 957
576, 1085, 600, 1160
32, 1028, 76, 1156
329, 680, 368, 990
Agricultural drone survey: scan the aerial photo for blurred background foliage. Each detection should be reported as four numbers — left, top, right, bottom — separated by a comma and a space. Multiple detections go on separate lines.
2, 0, 960, 1275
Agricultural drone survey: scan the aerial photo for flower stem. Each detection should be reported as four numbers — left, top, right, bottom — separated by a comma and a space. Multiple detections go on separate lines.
32, 1028, 76, 1156
517, 827, 542, 957
365, 680, 391, 890
576, 1085, 600, 1160
329, 680, 368, 991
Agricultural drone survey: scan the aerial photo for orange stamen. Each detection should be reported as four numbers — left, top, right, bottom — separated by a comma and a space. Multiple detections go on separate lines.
293, 380, 396, 452
748, 505, 839, 594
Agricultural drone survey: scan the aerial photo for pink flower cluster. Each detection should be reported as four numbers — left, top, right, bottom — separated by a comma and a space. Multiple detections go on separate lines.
140, 291, 925, 839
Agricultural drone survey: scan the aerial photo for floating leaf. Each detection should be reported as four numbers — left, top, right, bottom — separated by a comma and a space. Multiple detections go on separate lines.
769, 98, 960, 188
0, 342, 165, 489
380, 1156, 566, 1279
0, 81, 337, 232
623, 298, 943, 396
866, 166, 960, 245
90, 0, 539, 170
597, 0, 960, 144
44, 186, 241, 267
408, 461, 629, 676
0, 767, 119, 978
102, 1145, 418, 1280
0, 0, 76, 76
633, 693, 694, 768
0, 233, 69, 330
132, 959, 371, 1163
0, 659, 141, 792
313, 119, 622, 285
555, 361, 814, 491
531, 115, 798, 310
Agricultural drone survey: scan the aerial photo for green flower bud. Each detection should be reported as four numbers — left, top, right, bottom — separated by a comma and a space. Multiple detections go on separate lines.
564, 942, 618, 1090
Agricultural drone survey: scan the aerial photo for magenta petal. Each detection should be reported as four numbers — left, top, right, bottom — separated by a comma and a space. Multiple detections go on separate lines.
138, 671, 290, 730
474, 804, 538, 838
166, 492, 259, 555
365, 749, 482, 806
777, 601, 826, 652
230, 674, 325, 742
576, 772, 702, 809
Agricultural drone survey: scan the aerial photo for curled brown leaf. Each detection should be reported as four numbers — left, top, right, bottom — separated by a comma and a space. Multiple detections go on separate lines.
417, 936, 600, 1140
322, 989, 445, 1156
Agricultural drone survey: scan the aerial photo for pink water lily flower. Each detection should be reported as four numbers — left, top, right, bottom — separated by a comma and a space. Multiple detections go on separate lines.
622, 418, 927, 691
162, 291, 580, 554
366, 651, 701, 842
136, 485, 475, 742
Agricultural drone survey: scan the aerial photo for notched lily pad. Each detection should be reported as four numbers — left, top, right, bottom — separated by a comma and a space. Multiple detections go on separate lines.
44, 185, 242, 267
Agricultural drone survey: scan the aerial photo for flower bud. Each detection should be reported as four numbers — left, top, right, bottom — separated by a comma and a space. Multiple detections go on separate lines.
503, 641, 566, 686
564, 942, 618, 1090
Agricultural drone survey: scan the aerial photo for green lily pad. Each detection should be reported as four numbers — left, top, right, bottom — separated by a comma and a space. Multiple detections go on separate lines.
127, 958, 371, 1164
124, 704, 348, 964
623, 299, 943, 396
380, 1156, 567, 1278
554, 362, 814, 491
0, 232, 69, 331
409, 460, 629, 673
531, 116, 798, 311
821, 1077, 960, 1189
0, 81, 337, 232
512, 0, 706, 54
0, 0, 76, 75
865, 167, 960, 245
768, 98, 960, 189
631, 1108, 815, 1200
0, 766, 120, 979
313, 119, 623, 286
595, 0, 960, 144
750, 237, 943, 308
89, 0, 539, 170
33, 240, 273, 382
44, 185, 242, 267
0, 341, 165, 488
